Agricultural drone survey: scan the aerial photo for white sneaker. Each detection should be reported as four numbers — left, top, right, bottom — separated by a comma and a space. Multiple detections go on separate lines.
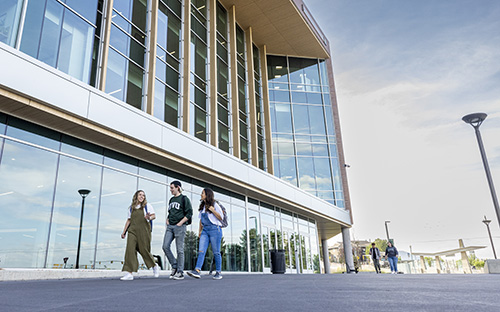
153, 264, 160, 278
120, 272, 134, 281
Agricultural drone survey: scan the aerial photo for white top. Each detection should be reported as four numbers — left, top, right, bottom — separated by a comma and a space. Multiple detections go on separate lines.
198, 202, 223, 226
127, 203, 155, 219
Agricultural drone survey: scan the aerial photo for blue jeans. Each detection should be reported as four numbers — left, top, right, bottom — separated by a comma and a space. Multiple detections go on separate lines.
388, 256, 398, 272
195, 221, 222, 272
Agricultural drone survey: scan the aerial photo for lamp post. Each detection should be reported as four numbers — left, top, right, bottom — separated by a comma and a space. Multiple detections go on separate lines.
76, 189, 91, 269
482, 216, 497, 259
385, 221, 391, 242
462, 113, 500, 228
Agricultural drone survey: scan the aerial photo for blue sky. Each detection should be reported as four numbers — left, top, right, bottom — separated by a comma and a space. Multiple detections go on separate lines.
306, 0, 500, 258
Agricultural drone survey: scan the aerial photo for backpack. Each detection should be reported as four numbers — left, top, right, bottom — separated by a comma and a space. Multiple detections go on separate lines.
215, 200, 228, 228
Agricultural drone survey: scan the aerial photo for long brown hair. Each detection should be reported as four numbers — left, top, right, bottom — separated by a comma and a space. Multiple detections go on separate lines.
199, 188, 215, 213
131, 190, 147, 209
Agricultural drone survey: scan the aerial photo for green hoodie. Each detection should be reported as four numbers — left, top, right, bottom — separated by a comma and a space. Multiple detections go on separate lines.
167, 194, 193, 225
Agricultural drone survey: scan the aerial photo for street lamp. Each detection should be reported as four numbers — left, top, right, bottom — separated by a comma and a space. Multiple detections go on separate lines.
482, 216, 497, 259
76, 189, 91, 269
462, 113, 500, 228
385, 221, 391, 242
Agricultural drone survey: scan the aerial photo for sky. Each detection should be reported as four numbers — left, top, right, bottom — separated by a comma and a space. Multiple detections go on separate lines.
305, 0, 500, 259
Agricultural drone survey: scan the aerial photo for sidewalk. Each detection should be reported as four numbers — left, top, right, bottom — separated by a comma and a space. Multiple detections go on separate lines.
1, 272, 499, 312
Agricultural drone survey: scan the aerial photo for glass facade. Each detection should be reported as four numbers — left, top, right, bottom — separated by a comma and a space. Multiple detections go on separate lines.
19, 0, 101, 86
267, 55, 344, 207
106, 0, 148, 109
0, 112, 319, 272
253, 44, 266, 170
216, 3, 231, 153
236, 25, 250, 163
154, 0, 182, 127
189, 0, 209, 142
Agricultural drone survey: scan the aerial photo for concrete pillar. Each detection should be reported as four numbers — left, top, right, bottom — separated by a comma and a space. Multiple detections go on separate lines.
322, 239, 330, 274
341, 227, 355, 273
459, 239, 472, 274
419, 256, 426, 273
434, 256, 442, 274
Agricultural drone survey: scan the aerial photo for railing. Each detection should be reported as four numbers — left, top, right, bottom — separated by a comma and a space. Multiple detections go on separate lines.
292, 0, 330, 53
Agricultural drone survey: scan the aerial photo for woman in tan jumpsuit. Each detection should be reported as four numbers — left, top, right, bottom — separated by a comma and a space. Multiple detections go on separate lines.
120, 190, 160, 281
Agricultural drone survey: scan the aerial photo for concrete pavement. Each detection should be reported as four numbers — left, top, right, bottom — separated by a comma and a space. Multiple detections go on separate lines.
1, 273, 499, 311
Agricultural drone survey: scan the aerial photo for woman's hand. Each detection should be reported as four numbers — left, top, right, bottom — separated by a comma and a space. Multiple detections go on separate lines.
121, 233, 126, 239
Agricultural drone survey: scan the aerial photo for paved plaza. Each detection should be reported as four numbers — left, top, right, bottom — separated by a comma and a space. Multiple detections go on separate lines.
1, 273, 499, 311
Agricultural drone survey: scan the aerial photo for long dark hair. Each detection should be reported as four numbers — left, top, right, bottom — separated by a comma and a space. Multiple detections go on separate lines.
199, 188, 215, 213
131, 190, 147, 209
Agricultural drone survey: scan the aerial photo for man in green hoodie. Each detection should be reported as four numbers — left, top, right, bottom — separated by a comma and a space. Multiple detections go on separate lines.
162, 180, 193, 280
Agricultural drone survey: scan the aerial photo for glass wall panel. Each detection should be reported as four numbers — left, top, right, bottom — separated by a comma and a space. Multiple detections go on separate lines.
227, 204, 247, 271
138, 178, 168, 268
0, 140, 59, 268
0, 0, 24, 46
46, 156, 102, 269
216, 3, 230, 153
189, 0, 209, 142
154, 0, 182, 126
20, 0, 99, 84
106, 0, 147, 109
95, 169, 137, 270
267, 55, 344, 206
248, 209, 262, 272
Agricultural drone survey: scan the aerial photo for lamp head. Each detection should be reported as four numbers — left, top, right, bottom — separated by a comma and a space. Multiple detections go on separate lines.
385, 220, 390, 224
482, 215, 491, 225
78, 189, 91, 198
462, 113, 487, 128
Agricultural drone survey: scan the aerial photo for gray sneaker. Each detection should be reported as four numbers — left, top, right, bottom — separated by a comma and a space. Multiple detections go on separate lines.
169, 268, 177, 279
213, 272, 222, 280
172, 272, 184, 280
186, 269, 201, 279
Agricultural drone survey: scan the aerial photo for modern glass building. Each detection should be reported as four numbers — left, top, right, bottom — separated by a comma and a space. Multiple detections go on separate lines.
0, 0, 354, 273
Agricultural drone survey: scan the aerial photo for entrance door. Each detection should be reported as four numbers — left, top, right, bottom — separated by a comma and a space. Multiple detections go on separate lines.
262, 222, 277, 273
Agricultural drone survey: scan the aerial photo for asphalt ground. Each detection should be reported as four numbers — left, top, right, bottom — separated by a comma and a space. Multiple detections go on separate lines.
0, 273, 499, 312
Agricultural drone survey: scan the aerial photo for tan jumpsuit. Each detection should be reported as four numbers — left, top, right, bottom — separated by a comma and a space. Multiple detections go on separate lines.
122, 207, 156, 272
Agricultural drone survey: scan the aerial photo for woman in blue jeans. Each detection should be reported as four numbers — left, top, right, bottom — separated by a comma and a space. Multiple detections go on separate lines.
385, 241, 399, 274
186, 188, 224, 280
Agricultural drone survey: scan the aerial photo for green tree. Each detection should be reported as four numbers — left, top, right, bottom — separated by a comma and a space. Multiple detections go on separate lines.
365, 238, 388, 255
468, 254, 485, 268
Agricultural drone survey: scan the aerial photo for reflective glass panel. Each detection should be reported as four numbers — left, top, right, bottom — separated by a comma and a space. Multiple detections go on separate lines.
0, 141, 59, 268
0, 0, 24, 46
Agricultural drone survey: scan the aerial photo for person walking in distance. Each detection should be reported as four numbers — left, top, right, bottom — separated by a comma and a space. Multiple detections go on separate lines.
163, 181, 193, 280
186, 188, 224, 280
369, 242, 381, 274
385, 241, 399, 274
120, 190, 160, 281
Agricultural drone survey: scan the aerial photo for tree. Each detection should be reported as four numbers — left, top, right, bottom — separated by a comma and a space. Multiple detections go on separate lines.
468, 254, 485, 268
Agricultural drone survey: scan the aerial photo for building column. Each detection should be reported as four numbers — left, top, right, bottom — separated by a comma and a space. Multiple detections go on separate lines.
435, 256, 442, 274
245, 27, 258, 167
322, 239, 330, 274
98, 0, 115, 91
145, 0, 159, 115
259, 45, 273, 174
459, 239, 472, 274
181, 0, 192, 132
419, 256, 426, 273
228, 6, 240, 158
341, 227, 355, 273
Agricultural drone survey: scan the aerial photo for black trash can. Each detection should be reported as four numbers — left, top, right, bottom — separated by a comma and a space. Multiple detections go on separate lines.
270, 249, 286, 274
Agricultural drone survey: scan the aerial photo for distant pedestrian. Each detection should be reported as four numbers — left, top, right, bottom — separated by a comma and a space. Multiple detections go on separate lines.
186, 188, 224, 280
385, 241, 399, 274
120, 190, 159, 281
162, 181, 193, 280
369, 243, 381, 273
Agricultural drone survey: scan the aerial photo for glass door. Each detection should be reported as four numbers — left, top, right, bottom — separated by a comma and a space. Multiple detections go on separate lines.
262, 222, 277, 273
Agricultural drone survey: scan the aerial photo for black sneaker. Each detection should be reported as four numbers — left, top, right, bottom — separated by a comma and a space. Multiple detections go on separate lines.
169, 268, 177, 279
172, 272, 184, 280
186, 269, 201, 279
213, 272, 222, 280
